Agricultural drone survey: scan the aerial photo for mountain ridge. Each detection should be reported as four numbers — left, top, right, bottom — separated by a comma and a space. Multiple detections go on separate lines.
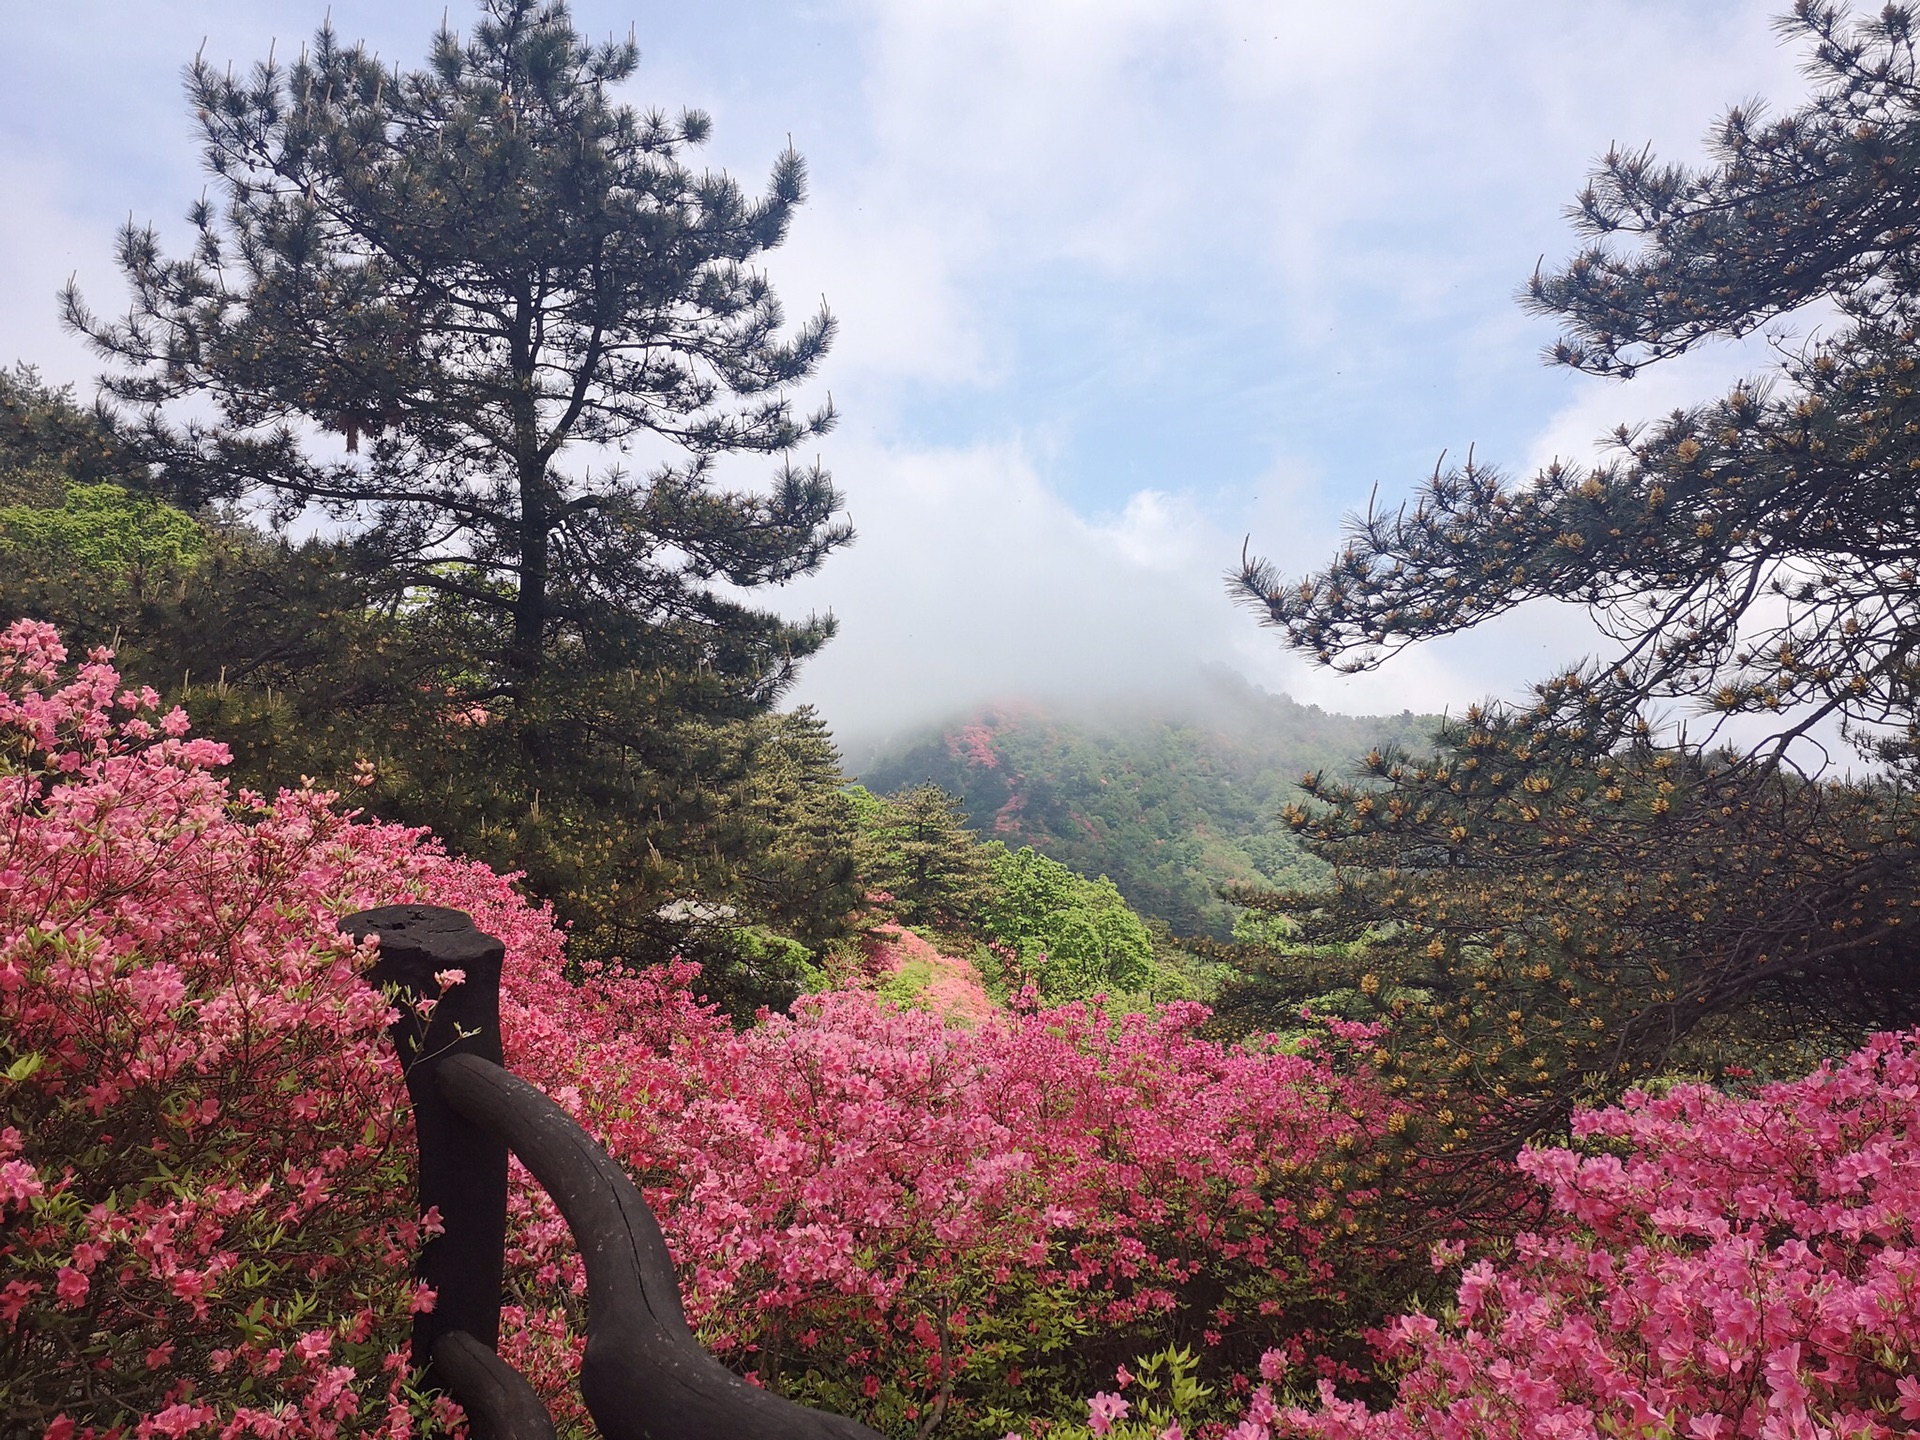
856, 672, 1437, 938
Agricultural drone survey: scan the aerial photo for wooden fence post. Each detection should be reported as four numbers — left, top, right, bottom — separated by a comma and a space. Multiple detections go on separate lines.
342, 903, 885, 1440
340, 904, 509, 1375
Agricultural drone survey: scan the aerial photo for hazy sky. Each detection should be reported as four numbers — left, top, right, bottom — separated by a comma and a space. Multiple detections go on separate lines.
0, 1, 1815, 747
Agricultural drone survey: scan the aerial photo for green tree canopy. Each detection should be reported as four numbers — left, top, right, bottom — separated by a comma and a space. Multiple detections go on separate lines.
853, 784, 995, 935
0, 484, 204, 579
979, 844, 1154, 1001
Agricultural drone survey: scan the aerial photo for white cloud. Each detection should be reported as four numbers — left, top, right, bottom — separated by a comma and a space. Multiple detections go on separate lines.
0, 0, 1847, 750
801, 0, 1804, 371
778, 433, 1613, 758
0, 156, 98, 389
780, 437, 1242, 750
1100, 489, 1209, 573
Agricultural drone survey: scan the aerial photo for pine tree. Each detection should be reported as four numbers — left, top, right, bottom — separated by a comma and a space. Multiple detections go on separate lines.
1237, 2, 1920, 774
1228, 2, 1920, 1155
723, 708, 864, 946
856, 785, 995, 934
52, 2, 857, 981
66, 0, 847, 704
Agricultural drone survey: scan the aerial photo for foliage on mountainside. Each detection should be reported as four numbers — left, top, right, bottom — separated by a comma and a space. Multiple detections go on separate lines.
859, 682, 1434, 939
847, 783, 1193, 1008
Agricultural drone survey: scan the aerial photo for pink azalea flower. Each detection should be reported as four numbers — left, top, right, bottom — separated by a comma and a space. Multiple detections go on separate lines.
1089, 1391, 1131, 1436
52, 1268, 87, 1309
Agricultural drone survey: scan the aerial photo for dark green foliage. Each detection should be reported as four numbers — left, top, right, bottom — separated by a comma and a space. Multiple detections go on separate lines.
646, 915, 830, 1024
0, 365, 145, 503
852, 783, 995, 935
1201, 918, 1382, 1040
1228, 3, 1920, 1153
0, 378, 484, 845
720, 708, 865, 949
0, 380, 454, 740
859, 678, 1434, 938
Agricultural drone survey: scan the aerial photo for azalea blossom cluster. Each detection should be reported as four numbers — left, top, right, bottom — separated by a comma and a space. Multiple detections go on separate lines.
0, 620, 561, 1439
1247, 1031, 1920, 1439
491, 934, 1399, 1432
18, 617, 1920, 1440
0, 621, 1397, 1439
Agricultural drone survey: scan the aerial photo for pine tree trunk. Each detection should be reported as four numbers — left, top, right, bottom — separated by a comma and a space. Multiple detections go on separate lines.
509, 287, 546, 689
513, 483, 548, 684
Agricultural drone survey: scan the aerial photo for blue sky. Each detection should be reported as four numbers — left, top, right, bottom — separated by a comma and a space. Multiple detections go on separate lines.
0, 0, 1814, 748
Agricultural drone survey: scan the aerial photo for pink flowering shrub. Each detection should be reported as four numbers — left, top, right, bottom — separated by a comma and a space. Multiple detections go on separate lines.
18, 605, 1915, 1440
491, 964, 1400, 1437
1255, 1031, 1920, 1440
0, 618, 1406, 1440
0, 619, 563, 1439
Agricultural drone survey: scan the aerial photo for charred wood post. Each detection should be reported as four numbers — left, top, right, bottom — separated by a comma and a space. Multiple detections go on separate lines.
435, 1052, 887, 1440
345, 905, 886, 1440
339, 907, 513, 1372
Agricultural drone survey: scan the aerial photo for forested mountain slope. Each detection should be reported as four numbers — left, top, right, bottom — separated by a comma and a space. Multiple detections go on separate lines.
857, 671, 1436, 937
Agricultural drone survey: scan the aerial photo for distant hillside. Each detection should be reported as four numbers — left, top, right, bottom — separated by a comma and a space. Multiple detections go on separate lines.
857, 672, 1438, 939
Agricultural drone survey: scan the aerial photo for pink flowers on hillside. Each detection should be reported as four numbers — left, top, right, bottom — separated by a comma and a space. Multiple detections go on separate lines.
0, 619, 561, 1438
1263, 1032, 1920, 1439
489, 933, 1397, 1431
17, 615, 1918, 1440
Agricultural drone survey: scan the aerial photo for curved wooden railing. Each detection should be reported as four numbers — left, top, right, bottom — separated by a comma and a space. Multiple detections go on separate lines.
342, 905, 886, 1440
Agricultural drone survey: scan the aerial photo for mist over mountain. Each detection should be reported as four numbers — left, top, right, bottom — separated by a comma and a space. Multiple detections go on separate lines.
855, 669, 1437, 938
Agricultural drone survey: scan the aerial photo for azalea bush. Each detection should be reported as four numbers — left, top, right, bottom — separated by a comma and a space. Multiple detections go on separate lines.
1249, 1031, 1920, 1440
1069, 1343, 1218, 1440
494, 963, 1408, 1438
29, 606, 1917, 1440
0, 617, 563, 1439
0, 617, 1414, 1440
